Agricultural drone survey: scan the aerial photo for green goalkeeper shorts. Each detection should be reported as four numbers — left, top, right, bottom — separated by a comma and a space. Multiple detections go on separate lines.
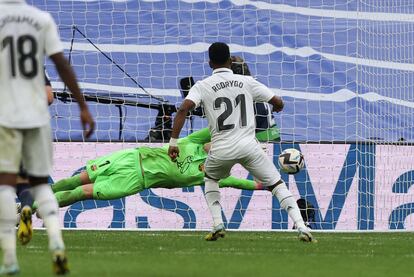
86, 148, 144, 200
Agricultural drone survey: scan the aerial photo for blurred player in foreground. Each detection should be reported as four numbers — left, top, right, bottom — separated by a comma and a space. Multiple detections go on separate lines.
168, 42, 315, 242
37, 128, 263, 208
16, 69, 54, 246
0, 1, 95, 275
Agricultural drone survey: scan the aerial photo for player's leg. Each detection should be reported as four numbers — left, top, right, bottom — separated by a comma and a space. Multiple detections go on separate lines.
203, 157, 234, 241
31, 177, 69, 274
241, 145, 315, 242
53, 184, 93, 207
89, 149, 144, 201
24, 126, 69, 275
0, 127, 22, 274
51, 171, 90, 193
16, 169, 35, 246
91, 158, 144, 201
267, 180, 315, 242
16, 170, 34, 209
31, 171, 91, 210
0, 174, 19, 276
53, 148, 143, 206
203, 177, 224, 237
51, 148, 131, 199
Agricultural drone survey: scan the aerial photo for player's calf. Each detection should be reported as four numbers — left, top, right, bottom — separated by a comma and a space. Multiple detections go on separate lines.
32, 183, 68, 275
0, 185, 18, 275
269, 180, 317, 243
204, 177, 224, 232
32, 184, 65, 249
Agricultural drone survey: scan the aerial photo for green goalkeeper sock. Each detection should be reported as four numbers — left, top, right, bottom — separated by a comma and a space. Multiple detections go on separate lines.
32, 186, 87, 210
51, 175, 82, 193
54, 187, 88, 207
219, 176, 257, 190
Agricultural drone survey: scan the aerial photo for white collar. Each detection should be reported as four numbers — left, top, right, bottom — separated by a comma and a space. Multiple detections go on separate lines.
212, 68, 233, 74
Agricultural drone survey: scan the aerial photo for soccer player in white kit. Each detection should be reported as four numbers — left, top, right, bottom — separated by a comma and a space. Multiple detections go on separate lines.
168, 42, 315, 242
0, 0, 95, 275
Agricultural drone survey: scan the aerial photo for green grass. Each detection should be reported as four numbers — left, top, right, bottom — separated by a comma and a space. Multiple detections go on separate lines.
10, 230, 414, 277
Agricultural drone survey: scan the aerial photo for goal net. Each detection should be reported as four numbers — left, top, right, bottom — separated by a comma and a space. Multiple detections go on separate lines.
28, 0, 414, 231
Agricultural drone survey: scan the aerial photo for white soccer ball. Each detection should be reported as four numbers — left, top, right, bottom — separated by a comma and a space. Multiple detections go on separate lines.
278, 148, 304, 174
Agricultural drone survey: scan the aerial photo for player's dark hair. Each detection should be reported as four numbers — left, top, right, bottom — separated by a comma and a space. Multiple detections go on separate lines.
209, 42, 230, 65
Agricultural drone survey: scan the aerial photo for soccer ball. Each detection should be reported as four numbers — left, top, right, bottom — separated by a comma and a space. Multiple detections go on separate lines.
278, 148, 304, 174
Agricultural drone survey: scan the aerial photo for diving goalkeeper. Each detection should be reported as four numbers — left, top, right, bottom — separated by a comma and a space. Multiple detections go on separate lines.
41, 128, 262, 208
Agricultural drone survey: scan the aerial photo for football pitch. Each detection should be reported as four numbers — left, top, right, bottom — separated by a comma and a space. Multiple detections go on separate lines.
15, 230, 413, 277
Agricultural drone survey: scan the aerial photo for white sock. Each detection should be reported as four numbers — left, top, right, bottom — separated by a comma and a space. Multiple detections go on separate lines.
32, 184, 65, 251
272, 181, 307, 230
0, 185, 17, 266
204, 178, 223, 228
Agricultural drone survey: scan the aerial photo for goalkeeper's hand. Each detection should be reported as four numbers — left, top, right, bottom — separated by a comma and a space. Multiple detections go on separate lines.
80, 109, 95, 139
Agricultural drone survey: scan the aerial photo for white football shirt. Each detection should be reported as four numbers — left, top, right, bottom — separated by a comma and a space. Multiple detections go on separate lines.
186, 67, 274, 159
0, 0, 63, 128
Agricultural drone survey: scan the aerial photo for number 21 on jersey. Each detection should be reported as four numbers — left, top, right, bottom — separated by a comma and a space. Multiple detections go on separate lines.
214, 94, 247, 131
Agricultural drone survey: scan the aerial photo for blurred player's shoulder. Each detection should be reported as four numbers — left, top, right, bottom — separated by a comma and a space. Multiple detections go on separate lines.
0, 0, 62, 128
0, 0, 55, 25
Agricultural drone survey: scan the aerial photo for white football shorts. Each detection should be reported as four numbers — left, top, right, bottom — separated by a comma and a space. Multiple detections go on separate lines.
204, 143, 281, 187
0, 124, 52, 177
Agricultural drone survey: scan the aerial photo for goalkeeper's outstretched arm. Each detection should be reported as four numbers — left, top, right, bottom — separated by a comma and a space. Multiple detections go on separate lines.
218, 176, 264, 190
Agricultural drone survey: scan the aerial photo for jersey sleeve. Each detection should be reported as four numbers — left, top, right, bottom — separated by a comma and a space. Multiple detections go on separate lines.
44, 14, 63, 56
185, 83, 203, 108
178, 128, 211, 144
248, 78, 274, 103
218, 176, 257, 190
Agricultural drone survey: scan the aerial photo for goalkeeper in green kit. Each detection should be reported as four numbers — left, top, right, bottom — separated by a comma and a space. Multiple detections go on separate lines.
41, 128, 265, 208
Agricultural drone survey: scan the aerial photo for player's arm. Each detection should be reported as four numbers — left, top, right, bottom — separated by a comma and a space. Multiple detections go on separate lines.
44, 13, 95, 138
46, 84, 53, 105
249, 78, 284, 113
44, 69, 54, 105
268, 96, 284, 113
218, 176, 264, 190
169, 82, 205, 160
49, 53, 95, 138
168, 99, 196, 160
169, 82, 203, 160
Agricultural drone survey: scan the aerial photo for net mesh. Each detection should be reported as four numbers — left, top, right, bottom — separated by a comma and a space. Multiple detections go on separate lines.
26, 0, 414, 230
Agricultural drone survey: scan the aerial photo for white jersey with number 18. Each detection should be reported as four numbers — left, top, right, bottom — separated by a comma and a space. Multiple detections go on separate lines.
186, 67, 274, 160
0, 0, 63, 128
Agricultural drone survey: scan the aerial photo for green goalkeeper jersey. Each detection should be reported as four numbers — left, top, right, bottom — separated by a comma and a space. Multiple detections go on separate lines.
139, 128, 210, 189
139, 128, 257, 190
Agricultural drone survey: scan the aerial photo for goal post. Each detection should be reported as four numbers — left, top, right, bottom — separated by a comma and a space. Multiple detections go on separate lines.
28, 0, 414, 231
